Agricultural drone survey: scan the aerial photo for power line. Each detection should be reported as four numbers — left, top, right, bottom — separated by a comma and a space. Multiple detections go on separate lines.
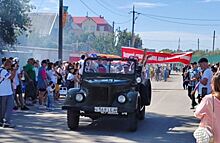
142, 39, 178, 43
79, 0, 100, 16
80, 0, 130, 26
100, 0, 122, 8
95, 0, 128, 17
141, 14, 220, 27
114, 19, 131, 24
141, 13, 220, 22
104, 18, 131, 28
142, 39, 212, 48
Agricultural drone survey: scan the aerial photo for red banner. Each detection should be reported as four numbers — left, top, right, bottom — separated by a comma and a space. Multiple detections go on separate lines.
122, 47, 193, 65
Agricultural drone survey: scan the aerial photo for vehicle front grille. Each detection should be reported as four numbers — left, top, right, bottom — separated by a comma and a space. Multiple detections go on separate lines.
87, 86, 110, 106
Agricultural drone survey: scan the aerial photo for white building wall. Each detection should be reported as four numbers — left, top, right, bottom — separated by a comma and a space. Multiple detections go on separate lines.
82, 19, 97, 32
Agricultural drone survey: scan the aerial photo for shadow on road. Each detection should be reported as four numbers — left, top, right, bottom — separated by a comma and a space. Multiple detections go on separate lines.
77, 112, 198, 143
0, 108, 198, 143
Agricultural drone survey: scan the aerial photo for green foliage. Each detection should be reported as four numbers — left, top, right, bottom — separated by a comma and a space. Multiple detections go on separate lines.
134, 34, 142, 48
115, 28, 142, 52
191, 49, 220, 64
73, 32, 114, 54
92, 34, 115, 54
159, 48, 174, 53
72, 28, 143, 56
193, 49, 220, 57
0, 0, 33, 50
17, 24, 143, 56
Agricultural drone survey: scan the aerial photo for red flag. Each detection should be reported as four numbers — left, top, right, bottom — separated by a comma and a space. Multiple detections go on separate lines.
121, 47, 192, 65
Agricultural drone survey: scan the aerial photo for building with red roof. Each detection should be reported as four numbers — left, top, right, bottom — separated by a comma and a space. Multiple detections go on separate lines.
73, 16, 113, 36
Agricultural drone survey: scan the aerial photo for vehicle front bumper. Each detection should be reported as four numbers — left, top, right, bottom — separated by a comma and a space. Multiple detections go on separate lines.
62, 105, 136, 115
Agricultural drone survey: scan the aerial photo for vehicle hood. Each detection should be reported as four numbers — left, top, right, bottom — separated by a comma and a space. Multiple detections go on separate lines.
81, 78, 133, 106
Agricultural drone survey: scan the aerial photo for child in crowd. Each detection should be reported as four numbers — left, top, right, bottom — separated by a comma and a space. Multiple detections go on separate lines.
47, 81, 55, 110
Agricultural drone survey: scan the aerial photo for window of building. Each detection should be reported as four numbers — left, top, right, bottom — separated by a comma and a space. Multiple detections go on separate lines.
83, 26, 88, 31
99, 26, 105, 31
90, 26, 96, 31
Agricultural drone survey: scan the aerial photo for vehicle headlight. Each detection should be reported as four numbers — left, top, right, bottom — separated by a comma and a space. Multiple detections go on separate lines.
136, 77, 142, 83
75, 94, 84, 102
118, 95, 126, 103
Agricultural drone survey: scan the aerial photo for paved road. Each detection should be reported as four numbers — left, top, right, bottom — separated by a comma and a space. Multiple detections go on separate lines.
0, 73, 198, 143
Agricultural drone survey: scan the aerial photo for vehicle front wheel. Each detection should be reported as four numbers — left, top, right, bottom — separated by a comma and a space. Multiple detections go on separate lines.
127, 112, 138, 132
67, 109, 79, 130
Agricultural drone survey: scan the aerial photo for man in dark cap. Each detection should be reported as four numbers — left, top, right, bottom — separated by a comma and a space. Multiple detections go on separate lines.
197, 57, 213, 103
198, 57, 208, 64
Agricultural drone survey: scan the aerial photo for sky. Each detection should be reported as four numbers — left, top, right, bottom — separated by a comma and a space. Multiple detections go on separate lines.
30, 0, 220, 51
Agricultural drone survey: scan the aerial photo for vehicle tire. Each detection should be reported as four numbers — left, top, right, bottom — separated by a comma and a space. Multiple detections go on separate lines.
139, 105, 145, 120
67, 109, 79, 130
127, 112, 138, 132
145, 79, 152, 106
139, 79, 152, 106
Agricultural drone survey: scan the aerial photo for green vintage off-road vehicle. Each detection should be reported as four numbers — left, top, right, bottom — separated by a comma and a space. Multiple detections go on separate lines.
62, 57, 151, 131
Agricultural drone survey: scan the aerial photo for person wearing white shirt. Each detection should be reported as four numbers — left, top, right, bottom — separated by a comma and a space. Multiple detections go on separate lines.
78, 55, 86, 76
0, 59, 16, 128
12, 58, 29, 111
47, 63, 57, 84
66, 67, 75, 89
198, 58, 213, 103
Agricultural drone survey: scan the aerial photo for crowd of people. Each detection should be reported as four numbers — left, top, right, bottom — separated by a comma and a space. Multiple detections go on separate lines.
182, 58, 220, 109
144, 64, 171, 82
181, 57, 220, 143
0, 55, 86, 128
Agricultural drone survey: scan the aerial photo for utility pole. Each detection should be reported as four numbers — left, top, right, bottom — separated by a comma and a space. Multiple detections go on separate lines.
58, 0, 63, 62
130, 6, 139, 47
198, 38, 200, 51
212, 30, 216, 52
177, 38, 180, 52
112, 21, 115, 48
131, 6, 135, 47
112, 21, 115, 33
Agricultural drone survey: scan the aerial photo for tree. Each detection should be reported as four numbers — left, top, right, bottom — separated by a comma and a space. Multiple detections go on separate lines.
115, 28, 142, 55
72, 28, 143, 56
159, 49, 174, 53
92, 34, 115, 54
0, 0, 33, 51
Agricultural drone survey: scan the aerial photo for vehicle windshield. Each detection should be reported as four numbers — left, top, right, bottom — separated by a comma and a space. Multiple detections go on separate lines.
84, 59, 135, 74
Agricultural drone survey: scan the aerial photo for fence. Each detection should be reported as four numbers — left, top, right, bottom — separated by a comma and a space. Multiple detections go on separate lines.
0, 46, 74, 66
191, 54, 220, 64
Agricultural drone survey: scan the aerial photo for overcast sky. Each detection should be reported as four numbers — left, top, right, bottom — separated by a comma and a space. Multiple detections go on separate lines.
31, 0, 220, 51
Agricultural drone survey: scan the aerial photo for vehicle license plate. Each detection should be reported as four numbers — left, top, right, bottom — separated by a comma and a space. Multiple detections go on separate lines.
94, 107, 118, 114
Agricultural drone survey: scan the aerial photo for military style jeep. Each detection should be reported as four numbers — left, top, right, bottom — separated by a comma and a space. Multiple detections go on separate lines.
62, 57, 152, 131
